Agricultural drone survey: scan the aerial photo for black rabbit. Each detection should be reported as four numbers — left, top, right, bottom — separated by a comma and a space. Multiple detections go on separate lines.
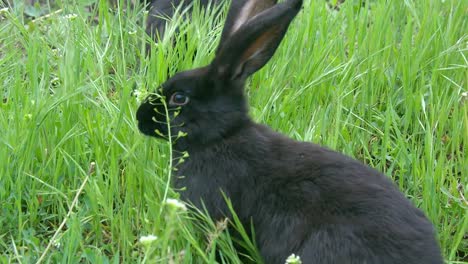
136, 0, 443, 263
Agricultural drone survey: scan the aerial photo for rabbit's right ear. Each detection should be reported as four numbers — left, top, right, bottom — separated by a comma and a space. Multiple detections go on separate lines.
210, 0, 302, 83
216, 0, 278, 53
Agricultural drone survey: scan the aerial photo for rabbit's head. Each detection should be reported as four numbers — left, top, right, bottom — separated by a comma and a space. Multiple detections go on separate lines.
137, 0, 303, 148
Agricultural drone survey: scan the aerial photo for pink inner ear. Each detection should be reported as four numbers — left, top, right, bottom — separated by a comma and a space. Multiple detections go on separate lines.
229, 0, 277, 38
240, 27, 280, 63
226, 27, 281, 80
231, 0, 257, 35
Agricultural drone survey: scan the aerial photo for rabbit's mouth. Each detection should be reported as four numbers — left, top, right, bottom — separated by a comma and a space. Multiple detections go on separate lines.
136, 97, 167, 138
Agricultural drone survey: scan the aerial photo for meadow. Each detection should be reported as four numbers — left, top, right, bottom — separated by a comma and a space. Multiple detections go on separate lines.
0, 0, 466, 263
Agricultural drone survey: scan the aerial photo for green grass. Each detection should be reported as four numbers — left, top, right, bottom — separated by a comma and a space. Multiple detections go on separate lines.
0, 0, 467, 263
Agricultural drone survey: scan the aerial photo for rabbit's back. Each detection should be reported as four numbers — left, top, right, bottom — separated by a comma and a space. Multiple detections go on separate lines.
248, 124, 441, 263
175, 123, 442, 264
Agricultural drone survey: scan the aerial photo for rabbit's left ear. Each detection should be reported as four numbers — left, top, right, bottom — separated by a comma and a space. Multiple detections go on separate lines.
210, 0, 302, 82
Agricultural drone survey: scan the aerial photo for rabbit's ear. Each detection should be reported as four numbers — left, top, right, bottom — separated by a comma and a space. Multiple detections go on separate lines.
216, 0, 278, 52
211, 0, 302, 82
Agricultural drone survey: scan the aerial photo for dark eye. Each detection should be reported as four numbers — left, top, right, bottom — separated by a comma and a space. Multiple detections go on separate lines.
169, 92, 189, 106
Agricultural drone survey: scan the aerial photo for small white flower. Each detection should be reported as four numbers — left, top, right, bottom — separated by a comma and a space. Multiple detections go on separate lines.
0, 7, 9, 14
139, 234, 158, 245
133, 89, 149, 104
53, 239, 61, 248
165, 198, 187, 211
64, 13, 78, 20
285, 253, 302, 264
461, 91, 468, 103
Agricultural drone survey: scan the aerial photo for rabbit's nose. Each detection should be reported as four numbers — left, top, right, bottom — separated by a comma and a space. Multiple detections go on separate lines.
136, 95, 168, 137
136, 104, 147, 124
136, 103, 156, 135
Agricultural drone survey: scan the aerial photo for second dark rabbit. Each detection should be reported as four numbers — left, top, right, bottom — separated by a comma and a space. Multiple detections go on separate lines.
145, 0, 223, 42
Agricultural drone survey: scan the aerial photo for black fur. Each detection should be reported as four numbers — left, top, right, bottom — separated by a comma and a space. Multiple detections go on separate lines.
137, 0, 443, 263
145, 0, 223, 42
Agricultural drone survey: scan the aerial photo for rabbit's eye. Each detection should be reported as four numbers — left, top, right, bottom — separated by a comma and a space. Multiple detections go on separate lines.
169, 92, 189, 106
